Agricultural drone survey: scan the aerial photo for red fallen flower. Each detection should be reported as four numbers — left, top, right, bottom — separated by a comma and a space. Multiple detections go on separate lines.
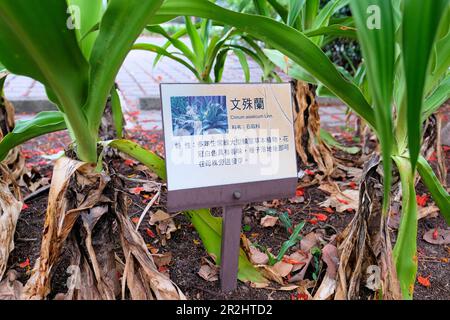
311, 213, 327, 222
308, 219, 318, 225
131, 186, 145, 195
304, 169, 315, 176
297, 293, 309, 300
337, 198, 349, 205
124, 159, 136, 167
158, 266, 169, 273
22, 203, 29, 210
417, 275, 431, 287
325, 207, 334, 214
427, 152, 437, 162
443, 146, 450, 152
131, 217, 140, 224
146, 228, 156, 238
127, 111, 141, 118
432, 228, 439, 240
416, 194, 429, 207
19, 258, 30, 269
295, 188, 305, 197
349, 181, 357, 190
282, 257, 306, 265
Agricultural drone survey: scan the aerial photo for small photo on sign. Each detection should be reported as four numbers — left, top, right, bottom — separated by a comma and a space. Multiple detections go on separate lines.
170, 95, 228, 136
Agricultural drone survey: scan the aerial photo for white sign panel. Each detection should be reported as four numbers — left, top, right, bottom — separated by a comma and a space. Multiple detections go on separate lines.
160, 83, 297, 191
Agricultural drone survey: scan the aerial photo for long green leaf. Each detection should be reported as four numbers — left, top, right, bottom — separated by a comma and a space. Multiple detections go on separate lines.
350, 0, 395, 213
417, 156, 450, 225
428, 6, 450, 92
84, 0, 164, 135
304, 24, 357, 40
313, 0, 349, 30
108, 139, 166, 180
184, 16, 205, 71
0, 111, 67, 161
157, 0, 376, 129
146, 23, 198, 67
232, 48, 250, 82
252, 0, 270, 17
287, 0, 305, 27
0, 0, 96, 162
266, 0, 288, 22
392, 156, 418, 300
213, 48, 230, 83
422, 74, 450, 120
132, 43, 199, 78
302, 0, 319, 31
110, 87, 123, 139
320, 129, 360, 155
264, 49, 317, 84
402, 0, 448, 171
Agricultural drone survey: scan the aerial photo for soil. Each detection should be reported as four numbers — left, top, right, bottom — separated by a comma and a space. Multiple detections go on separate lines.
6, 123, 450, 300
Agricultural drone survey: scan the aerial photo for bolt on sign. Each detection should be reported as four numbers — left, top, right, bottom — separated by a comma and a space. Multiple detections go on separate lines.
160, 83, 297, 291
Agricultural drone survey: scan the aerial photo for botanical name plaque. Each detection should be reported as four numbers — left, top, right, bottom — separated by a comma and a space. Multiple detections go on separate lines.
160, 83, 297, 291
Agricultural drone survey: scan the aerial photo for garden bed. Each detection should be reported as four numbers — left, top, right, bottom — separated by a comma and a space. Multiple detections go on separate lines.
7, 124, 450, 300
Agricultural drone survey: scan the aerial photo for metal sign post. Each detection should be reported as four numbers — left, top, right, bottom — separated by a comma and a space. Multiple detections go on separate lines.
160, 83, 297, 292
220, 204, 243, 292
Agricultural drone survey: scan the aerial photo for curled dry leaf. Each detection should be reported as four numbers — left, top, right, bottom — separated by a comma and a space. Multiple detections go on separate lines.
319, 189, 358, 213
249, 246, 269, 265
240, 234, 269, 265
287, 251, 309, 272
0, 270, 23, 300
423, 228, 450, 245
392, 206, 441, 231
149, 210, 177, 245
0, 166, 23, 280
418, 205, 440, 220
260, 215, 278, 228
313, 244, 338, 300
288, 232, 320, 283
258, 265, 284, 285
271, 261, 293, 278
197, 257, 219, 282
152, 252, 172, 268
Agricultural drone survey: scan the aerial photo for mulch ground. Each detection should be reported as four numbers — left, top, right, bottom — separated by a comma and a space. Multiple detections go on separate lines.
6, 120, 450, 300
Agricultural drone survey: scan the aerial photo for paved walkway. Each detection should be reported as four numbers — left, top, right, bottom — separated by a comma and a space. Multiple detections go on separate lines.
4, 36, 449, 144
4, 36, 266, 111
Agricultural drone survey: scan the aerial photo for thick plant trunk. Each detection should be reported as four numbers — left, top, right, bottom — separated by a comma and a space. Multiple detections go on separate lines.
0, 97, 26, 181
24, 156, 184, 300
335, 155, 402, 300
0, 165, 22, 281
0, 97, 23, 281
292, 80, 335, 180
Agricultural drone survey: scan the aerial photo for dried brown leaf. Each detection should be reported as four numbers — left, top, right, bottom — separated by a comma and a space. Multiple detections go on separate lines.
423, 228, 450, 245
260, 215, 278, 228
